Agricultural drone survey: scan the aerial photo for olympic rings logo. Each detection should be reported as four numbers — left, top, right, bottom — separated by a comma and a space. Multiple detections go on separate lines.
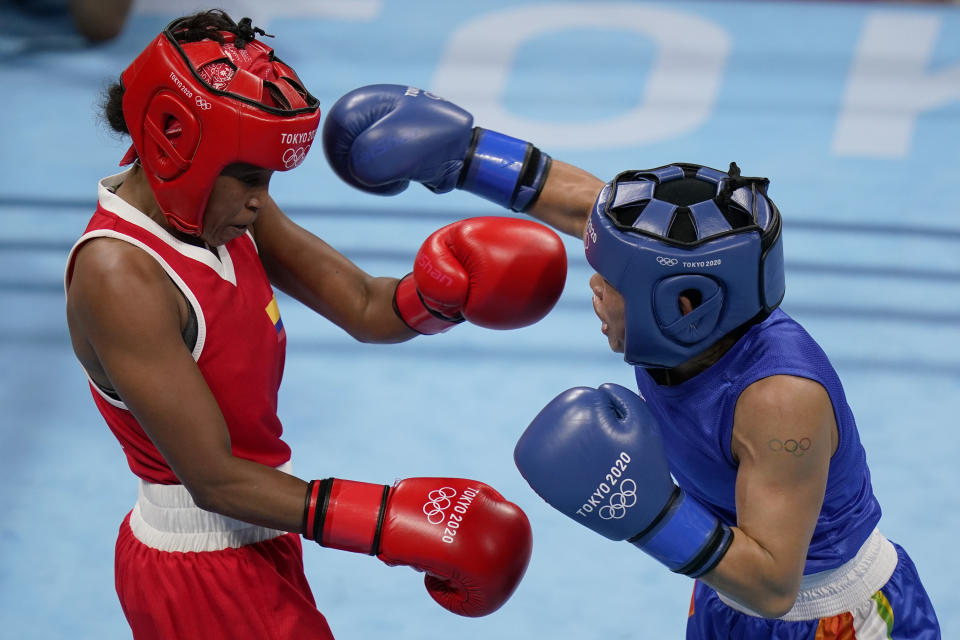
422, 486, 458, 524
282, 146, 307, 169
768, 438, 812, 457
656, 256, 678, 267
599, 478, 638, 520
195, 95, 212, 110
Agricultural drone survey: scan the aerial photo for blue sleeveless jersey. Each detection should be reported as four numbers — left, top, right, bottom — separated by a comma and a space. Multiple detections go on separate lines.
634, 309, 881, 574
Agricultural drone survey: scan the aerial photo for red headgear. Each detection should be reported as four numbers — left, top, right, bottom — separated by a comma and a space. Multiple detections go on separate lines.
120, 16, 321, 234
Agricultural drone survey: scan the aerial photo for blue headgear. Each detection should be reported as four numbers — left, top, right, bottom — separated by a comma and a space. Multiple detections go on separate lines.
584, 163, 785, 368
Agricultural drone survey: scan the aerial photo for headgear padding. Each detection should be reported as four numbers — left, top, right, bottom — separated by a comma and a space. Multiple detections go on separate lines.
120, 16, 321, 234
585, 163, 785, 368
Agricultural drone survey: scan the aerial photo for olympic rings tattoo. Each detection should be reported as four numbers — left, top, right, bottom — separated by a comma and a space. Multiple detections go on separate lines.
768, 437, 812, 457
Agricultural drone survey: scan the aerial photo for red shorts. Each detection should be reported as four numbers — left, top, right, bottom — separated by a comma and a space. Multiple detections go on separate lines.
115, 512, 334, 640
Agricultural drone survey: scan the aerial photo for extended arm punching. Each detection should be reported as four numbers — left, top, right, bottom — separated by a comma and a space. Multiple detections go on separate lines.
321, 84, 603, 240
322, 84, 550, 213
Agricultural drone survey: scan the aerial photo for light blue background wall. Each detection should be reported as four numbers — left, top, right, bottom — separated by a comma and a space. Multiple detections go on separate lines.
1, 1, 958, 638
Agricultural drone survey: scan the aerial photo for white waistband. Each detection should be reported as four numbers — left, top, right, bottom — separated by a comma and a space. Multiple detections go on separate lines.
717, 528, 898, 621
128, 462, 293, 553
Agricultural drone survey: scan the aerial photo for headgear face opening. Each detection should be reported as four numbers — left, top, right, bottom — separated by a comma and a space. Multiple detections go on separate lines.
584, 163, 785, 368
120, 15, 322, 235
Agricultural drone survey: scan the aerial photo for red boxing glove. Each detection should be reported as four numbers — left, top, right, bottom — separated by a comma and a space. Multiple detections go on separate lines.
393, 216, 567, 334
304, 477, 532, 617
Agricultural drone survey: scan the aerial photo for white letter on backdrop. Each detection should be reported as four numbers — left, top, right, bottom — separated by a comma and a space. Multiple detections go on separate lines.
834, 12, 960, 157
432, 3, 730, 149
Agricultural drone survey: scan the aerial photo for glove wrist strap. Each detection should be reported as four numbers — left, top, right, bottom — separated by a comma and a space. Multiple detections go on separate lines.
628, 488, 733, 578
458, 128, 552, 212
393, 274, 464, 335
303, 478, 391, 555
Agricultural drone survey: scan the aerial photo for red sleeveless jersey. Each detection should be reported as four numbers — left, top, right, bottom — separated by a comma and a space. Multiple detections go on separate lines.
66, 173, 290, 483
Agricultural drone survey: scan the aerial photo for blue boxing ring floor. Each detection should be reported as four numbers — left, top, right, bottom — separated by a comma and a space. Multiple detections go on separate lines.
1, 1, 958, 638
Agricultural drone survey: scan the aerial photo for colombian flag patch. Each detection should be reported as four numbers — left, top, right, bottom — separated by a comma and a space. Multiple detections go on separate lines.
265, 295, 285, 340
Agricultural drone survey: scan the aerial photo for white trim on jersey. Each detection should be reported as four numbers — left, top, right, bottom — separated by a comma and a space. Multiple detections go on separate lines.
63, 169, 232, 409
97, 169, 238, 285
64, 228, 209, 409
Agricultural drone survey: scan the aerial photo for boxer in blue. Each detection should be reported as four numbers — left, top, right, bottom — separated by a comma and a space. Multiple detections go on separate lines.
321, 85, 941, 639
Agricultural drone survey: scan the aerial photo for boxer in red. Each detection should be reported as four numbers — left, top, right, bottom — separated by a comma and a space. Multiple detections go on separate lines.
65, 10, 566, 639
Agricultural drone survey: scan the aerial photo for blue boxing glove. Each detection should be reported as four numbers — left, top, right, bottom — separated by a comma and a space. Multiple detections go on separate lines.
321, 84, 551, 212
514, 384, 733, 578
